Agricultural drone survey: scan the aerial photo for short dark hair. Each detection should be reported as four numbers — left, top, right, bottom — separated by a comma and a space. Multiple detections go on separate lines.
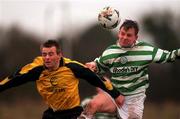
40, 40, 61, 54
120, 19, 139, 35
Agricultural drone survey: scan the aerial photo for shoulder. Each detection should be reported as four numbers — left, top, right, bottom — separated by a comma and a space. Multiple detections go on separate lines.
19, 56, 44, 74
101, 44, 120, 56
33, 56, 44, 65
64, 59, 89, 77
106, 44, 119, 50
63, 57, 85, 68
136, 40, 154, 47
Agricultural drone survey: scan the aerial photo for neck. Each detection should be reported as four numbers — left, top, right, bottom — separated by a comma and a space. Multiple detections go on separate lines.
118, 41, 136, 48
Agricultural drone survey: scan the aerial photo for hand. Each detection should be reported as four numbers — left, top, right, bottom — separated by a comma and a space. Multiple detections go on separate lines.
85, 61, 97, 72
115, 95, 125, 107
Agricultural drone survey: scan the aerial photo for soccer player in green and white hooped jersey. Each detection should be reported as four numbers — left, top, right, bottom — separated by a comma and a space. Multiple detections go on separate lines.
78, 19, 180, 119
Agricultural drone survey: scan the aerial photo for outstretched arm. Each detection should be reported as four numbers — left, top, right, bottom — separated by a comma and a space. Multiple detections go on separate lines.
0, 57, 44, 92
66, 62, 121, 99
0, 66, 43, 92
152, 48, 180, 63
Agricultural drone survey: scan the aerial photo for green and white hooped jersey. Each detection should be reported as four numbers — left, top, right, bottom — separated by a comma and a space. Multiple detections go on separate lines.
95, 41, 180, 95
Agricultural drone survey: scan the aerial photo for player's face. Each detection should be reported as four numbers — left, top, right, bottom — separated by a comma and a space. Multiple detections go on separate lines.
41, 46, 61, 71
118, 27, 138, 48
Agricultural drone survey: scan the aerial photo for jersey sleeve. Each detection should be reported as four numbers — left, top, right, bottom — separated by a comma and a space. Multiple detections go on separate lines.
152, 47, 180, 63
0, 57, 44, 92
66, 62, 121, 99
19, 56, 43, 74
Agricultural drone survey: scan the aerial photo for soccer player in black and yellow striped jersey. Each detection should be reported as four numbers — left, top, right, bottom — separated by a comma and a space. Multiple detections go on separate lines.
0, 40, 124, 119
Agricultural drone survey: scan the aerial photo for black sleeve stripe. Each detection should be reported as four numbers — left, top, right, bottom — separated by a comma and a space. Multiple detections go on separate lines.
66, 63, 121, 98
66, 62, 102, 85
0, 66, 44, 92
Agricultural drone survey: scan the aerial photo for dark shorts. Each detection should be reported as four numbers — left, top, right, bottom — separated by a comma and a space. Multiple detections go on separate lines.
42, 106, 83, 119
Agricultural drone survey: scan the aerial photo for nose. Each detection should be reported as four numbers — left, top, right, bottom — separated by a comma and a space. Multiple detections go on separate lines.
44, 55, 50, 60
123, 34, 128, 40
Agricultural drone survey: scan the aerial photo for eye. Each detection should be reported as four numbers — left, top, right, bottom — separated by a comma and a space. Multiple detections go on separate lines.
42, 53, 47, 57
48, 52, 54, 56
120, 32, 125, 36
127, 33, 133, 37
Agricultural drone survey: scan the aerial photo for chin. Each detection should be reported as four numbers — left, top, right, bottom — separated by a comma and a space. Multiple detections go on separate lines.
45, 64, 51, 68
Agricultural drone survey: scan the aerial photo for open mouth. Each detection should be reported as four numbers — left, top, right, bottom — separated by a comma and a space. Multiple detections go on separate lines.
45, 62, 51, 65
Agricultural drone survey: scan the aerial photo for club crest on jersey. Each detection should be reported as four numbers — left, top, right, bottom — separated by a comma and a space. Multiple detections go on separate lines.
50, 77, 58, 86
49, 77, 66, 93
120, 56, 128, 64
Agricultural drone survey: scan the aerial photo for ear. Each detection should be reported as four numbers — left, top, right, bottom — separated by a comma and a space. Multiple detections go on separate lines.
57, 52, 62, 59
59, 52, 63, 57
135, 35, 138, 42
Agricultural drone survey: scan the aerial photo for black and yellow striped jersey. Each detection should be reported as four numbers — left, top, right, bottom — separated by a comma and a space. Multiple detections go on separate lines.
0, 57, 120, 111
